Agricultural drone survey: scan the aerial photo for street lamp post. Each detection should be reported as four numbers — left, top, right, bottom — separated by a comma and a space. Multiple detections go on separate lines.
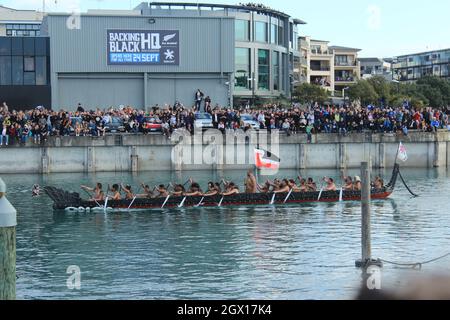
248, 72, 256, 108
342, 87, 350, 105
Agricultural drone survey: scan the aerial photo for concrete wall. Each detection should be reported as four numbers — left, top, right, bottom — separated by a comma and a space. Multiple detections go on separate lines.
0, 131, 449, 174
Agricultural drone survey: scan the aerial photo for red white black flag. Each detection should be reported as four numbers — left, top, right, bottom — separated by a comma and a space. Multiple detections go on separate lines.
397, 142, 408, 162
254, 148, 280, 170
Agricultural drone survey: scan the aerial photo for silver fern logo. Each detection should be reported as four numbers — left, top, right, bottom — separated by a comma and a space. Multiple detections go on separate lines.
163, 33, 177, 42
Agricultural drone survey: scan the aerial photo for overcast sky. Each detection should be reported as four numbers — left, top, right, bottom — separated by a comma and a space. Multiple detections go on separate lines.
2, 0, 449, 58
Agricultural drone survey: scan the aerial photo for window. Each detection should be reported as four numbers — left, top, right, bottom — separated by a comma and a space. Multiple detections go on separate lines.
255, 22, 267, 43
23, 38, 35, 55
0, 38, 11, 55
273, 51, 280, 91
270, 24, 278, 44
278, 26, 284, 46
24, 72, 36, 85
35, 56, 47, 85
12, 56, 23, 85
5, 24, 41, 37
235, 19, 249, 41
282, 53, 287, 91
11, 38, 23, 55
292, 31, 298, 51
235, 48, 250, 90
258, 49, 270, 90
35, 38, 47, 55
24, 57, 35, 72
335, 55, 349, 66
0, 56, 12, 85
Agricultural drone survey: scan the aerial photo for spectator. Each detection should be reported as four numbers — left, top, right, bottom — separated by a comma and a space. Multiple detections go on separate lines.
194, 89, 204, 111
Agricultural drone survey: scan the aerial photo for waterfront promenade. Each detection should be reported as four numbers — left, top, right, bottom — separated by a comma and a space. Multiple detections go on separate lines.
0, 131, 448, 174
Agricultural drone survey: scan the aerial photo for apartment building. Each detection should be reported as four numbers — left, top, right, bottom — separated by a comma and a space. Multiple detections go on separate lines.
392, 48, 450, 82
297, 36, 361, 96
359, 57, 392, 80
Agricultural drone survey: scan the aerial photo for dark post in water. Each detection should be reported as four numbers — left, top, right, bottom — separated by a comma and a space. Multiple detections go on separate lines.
361, 161, 371, 263
355, 161, 382, 269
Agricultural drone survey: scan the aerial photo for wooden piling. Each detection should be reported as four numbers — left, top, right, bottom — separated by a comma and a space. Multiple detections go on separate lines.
361, 161, 371, 262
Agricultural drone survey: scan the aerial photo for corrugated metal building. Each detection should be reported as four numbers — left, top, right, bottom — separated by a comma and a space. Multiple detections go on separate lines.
42, 13, 235, 110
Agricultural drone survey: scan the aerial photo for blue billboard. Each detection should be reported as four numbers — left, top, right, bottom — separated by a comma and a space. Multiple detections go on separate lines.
107, 30, 179, 65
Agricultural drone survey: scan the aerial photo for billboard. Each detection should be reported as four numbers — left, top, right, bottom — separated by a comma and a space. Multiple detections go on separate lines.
107, 30, 179, 65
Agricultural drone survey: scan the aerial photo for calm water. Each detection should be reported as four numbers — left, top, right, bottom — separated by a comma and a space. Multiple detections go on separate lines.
2, 167, 450, 300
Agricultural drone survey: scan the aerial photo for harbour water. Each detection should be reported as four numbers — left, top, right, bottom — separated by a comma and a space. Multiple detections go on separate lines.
3, 167, 450, 300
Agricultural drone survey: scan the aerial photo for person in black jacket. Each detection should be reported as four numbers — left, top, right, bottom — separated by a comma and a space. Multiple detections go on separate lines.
194, 89, 204, 111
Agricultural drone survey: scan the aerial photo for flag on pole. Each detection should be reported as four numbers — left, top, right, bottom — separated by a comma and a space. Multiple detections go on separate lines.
254, 148, 280, 170
397, 142, 408, 162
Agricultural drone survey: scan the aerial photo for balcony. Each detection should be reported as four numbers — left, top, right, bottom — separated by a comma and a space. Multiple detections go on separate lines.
335, 61, 358, 67
300, 56, 308, 66
311, 66, 330, 72
335, 76, 356, 83
310, 49, 332, 56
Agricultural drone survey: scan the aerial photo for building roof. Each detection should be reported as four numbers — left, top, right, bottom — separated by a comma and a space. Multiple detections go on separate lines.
329, 45, 361, 52
395, 47, 450, 58
0, 5, 36, 12
310, 39, 329, 43
139, 2, 306, 22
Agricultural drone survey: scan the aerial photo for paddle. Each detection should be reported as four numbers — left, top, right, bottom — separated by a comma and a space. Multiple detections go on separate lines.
283, 188, 294, 204
81, 186, 101, 208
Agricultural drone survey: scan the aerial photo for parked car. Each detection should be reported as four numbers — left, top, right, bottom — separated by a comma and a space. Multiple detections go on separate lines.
194, 112, 214, 130
241, 114, 260, 130
142, 117, 163, 133
105, 117, 125, 133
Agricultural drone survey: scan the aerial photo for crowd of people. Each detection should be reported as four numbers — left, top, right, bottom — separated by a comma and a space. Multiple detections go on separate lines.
1, 97, 450, 146
80, 170, 387, 202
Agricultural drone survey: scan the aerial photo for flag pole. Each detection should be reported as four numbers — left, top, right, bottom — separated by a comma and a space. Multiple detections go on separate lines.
394, 142, 401, 166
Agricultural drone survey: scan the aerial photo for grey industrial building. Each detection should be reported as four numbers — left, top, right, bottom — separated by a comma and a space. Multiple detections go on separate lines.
38, 2, 305, 110
0, 2, 306, 110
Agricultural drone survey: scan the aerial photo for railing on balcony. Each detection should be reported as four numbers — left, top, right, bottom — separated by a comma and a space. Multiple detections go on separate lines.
310, 66, 331, 72
335, 61, 357, 67
311, 49, 331, 55
335, 77, 355, 82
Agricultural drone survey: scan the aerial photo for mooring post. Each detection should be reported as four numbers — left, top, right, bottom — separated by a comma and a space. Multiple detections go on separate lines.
0, 178, 17, 300
361, 161, 371, 263
356, 162, 383, 269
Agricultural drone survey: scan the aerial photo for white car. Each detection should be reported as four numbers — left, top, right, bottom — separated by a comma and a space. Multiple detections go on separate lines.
194, 113, 214, 130
241, 114, 260, 130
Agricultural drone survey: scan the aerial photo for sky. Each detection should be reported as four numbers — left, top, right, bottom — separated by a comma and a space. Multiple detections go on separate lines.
2, 0, 450, 58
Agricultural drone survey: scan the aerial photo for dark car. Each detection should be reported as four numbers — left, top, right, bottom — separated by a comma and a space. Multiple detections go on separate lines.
142, 117, 163, 133
105, 117, 125, 133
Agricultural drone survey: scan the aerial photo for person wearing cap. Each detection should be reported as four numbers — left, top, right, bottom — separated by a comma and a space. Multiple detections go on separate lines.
354, 176, 362, 191
323, 177, 337, 191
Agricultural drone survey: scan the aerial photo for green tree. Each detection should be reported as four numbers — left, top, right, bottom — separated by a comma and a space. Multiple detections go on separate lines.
367, 76, 391, 103
293, 83, 331, 104
417, 76, 450, 107
347, 80, 379, 105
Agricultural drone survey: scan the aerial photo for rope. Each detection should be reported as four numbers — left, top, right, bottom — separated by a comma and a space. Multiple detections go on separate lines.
381, 252, 450, 270
398, 170, 419, 197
